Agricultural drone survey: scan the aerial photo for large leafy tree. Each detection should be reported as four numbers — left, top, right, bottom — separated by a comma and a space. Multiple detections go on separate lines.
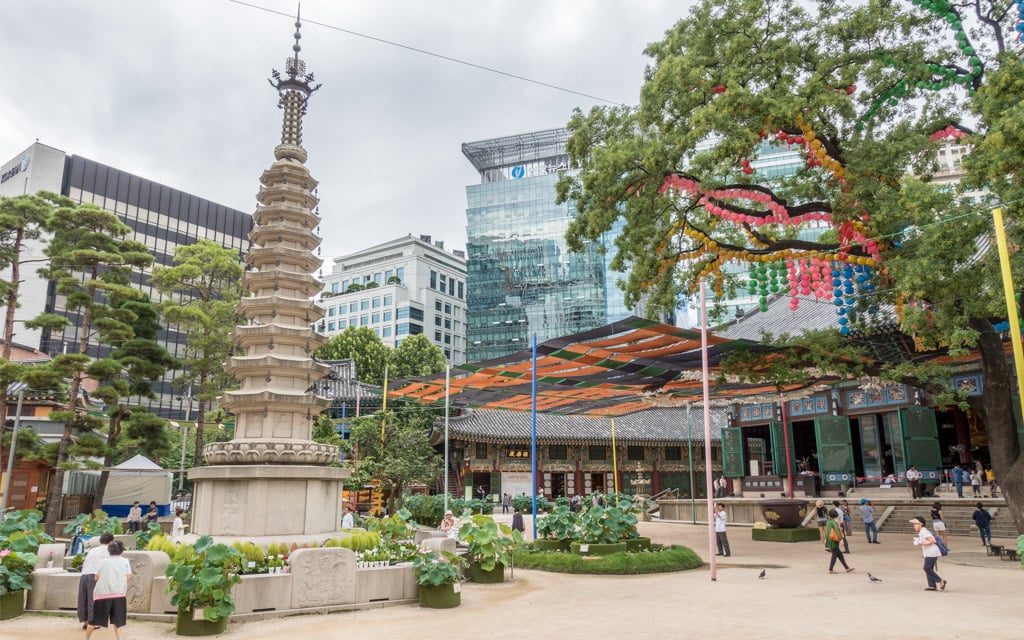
90, 295, 179, 505
558, 0, 1024, 529
151, 240, 243, 467
345, 400, 443, 513
315, 326, 390, 385
28, 200, 153, 528
389, 334, 447, 379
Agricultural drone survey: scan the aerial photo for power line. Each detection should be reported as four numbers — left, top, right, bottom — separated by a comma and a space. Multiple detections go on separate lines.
225, 0, 625, 106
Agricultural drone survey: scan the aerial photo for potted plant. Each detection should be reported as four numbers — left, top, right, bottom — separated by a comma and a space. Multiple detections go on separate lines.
534, 505, 578, 551
571, 502, 638, 555
458, 514, 522, 583
412, 550, 465, 608
165, 535, 243, 636
0, 509, 52, 620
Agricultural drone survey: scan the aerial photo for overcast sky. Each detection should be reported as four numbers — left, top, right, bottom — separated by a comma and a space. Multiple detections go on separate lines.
1, 0, 687, 264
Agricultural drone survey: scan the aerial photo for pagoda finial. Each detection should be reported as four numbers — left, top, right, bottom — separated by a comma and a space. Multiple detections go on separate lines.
269, 2, 321, 162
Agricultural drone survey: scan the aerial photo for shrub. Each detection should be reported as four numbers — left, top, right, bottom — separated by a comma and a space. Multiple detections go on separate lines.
576, 503, 638, 544
1, 509, 52, 595
63, 509, 123, 536
535, 505, 578, 541
403, 494, 448, 527
146, 534, 177, 556
512, 495, 553, 515
513, 544, 702, 574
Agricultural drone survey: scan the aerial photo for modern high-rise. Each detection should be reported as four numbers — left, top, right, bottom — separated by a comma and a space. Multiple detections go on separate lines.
462, 128, 630, 361
319, 234, 468, 363
0, 142, 251, 417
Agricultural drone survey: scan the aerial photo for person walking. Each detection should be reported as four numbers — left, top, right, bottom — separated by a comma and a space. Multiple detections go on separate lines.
831, 500, 850, 553
985, 468, 997, 497
502, 492, 511, 514
511, 508, 525, 534
840, 500, 853, 553
970, 470, 982, 497
77, 533, 115, 630
825, 509, 854, 574
814, 499, 829, 542
714, 503, 731, 557
85, 540, 132, 640
859, 499, 878, 543
910, 516, 946, 591
971, 502, 992, 547
341, 504, 355, 529
930, 502, 949, 550
907, 465, 923, 499
952, 465, 965, 498
125, 501, 142, 533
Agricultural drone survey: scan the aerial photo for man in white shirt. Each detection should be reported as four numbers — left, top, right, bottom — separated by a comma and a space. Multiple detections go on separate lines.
906, 466, 923, 499
77, 532, 115, 629
341, 504, 355, 529
714, 504, 731, 557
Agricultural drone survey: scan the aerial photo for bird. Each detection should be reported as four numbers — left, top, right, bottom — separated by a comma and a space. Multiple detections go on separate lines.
758, 569, 766, 579
868, 573, 883, 582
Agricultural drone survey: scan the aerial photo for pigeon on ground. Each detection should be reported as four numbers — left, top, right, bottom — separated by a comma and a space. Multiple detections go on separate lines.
758, 569, 766, 579
868, 573, 882, 582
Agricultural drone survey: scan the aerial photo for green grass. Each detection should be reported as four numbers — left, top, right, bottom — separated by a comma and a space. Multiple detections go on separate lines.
512, 544, 702, 575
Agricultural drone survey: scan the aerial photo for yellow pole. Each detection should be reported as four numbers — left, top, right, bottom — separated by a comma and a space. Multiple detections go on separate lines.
611, 418, 619, 495
993, 208, 1024, 422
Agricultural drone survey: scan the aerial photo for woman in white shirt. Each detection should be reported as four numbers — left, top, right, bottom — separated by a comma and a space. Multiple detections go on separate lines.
910, 516, 946, 591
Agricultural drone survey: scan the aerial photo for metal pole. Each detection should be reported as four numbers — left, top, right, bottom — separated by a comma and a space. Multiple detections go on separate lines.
701, 281, 717, 581
686, 403, 696, 524
177, 422, 188, 494
530, 334, 538, 540
1, 386, 26, 513
444, 362, 451, 514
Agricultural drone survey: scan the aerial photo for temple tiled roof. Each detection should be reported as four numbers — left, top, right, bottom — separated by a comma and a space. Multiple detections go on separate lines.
438, 407, 726, 445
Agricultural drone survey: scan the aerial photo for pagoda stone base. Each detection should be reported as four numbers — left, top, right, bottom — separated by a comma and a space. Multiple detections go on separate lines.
189, 465, 350, 537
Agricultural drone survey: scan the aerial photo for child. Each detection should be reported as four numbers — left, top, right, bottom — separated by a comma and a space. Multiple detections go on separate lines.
171, 508, 188, 538
86, 540, 132, 640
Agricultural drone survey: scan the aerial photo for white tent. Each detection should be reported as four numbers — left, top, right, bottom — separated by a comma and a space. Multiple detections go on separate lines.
102, 454, 173, 517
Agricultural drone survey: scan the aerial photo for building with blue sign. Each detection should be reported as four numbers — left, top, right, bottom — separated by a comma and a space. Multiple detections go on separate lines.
461, 128, 632, 361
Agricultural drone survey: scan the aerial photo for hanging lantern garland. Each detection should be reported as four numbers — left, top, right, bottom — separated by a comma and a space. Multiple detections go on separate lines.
858, 0, 984, 129
658, 112, 883, 330
1017, 0, 1024, 57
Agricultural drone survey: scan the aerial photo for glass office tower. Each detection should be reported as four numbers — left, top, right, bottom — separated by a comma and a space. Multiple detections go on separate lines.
463, 128, 627, 361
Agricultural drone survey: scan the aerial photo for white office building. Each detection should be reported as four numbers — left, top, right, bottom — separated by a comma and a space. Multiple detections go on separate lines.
319, 235, 468, 363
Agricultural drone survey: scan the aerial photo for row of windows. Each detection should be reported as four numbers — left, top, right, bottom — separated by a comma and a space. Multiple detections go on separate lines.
325, 295, 394, 316
333, 266, 406, 293
474, 444, 684, 461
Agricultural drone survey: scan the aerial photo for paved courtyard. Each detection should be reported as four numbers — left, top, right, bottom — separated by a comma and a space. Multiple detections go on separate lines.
3, 519, 1020, 640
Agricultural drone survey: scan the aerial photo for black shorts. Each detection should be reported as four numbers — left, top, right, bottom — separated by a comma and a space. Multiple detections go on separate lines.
90, 596, 127, 628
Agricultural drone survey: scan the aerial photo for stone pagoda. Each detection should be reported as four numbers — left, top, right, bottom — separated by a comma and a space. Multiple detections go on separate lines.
189, 15, 349, 537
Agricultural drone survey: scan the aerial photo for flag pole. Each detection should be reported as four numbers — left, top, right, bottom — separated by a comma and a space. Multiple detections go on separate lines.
531, 334, 538, 540
701, 280, 717, 581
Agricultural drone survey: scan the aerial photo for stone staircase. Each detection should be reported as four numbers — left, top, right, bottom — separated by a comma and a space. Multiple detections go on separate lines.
878, 503, 1019, 539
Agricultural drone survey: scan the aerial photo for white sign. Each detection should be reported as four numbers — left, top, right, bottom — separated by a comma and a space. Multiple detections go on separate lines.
501, 472, 534, 499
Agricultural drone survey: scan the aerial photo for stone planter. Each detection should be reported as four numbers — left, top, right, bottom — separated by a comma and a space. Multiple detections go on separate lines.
570, 542, 627, 556
174, 609, 230, 636
1, 589, 26, 620
532, 539, 570, 552
468, 561, 504, 584
418, 583, 460, 608
625, 537, 652, 552
759, 499, 809, 529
